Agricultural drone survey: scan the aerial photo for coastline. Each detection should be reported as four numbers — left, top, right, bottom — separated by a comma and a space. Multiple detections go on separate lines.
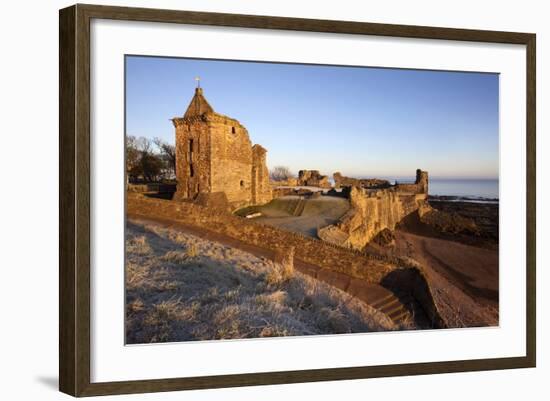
427, 197, 499, 246
428, 194, 499, 204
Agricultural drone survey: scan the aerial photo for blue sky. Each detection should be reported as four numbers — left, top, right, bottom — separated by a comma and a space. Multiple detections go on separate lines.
126, 56, 499, 180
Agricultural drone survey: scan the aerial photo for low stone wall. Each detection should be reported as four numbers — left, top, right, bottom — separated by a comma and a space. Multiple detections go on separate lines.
128, 183, 177, 193
271, 187, 295, 198
270, 178, 298, 187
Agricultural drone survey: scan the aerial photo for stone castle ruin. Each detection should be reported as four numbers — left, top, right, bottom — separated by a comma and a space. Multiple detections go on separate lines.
318, 169, 429, 250
172, 86, 272, 208
127, 86, 450, 328
333, 172, 390, 190
297, 170, 331, 188
395, 169, 429, 194
170, 84, 432, 253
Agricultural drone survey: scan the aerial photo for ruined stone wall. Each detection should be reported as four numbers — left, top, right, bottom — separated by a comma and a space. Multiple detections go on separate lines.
173, 117, 211, 201
128, 183, 176, 193
173, 107, 272, 208
415, 169, 429, 194
393, 183, 419, 193
297, 170, 331, 188
333, 172, 390, 189
173, 112, 271, 208
207, 114, 254, 208
270, 177, 298, 187
271, 187, 295, 198
394, 169, 429, 194
319, 170, 428, 250
251, 144, 272, 204
318, 187, 426, 250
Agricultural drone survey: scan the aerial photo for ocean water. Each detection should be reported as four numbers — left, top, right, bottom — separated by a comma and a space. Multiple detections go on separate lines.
380, 177, 499, 200
428, 179, 499, 199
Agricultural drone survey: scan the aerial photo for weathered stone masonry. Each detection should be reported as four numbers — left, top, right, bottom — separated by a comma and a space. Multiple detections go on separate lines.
172, 87, 272, 208
394, 169, 429, 194
333, 172, 390, 189
297, 170, 331, 188
319, 169, 429, 250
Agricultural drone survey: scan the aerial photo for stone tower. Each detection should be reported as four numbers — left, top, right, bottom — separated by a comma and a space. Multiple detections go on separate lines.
172, 86, 272, 208
415, 169, 429, 194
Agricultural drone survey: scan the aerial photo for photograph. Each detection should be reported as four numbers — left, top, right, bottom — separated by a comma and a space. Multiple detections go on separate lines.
124, 55, 499, 345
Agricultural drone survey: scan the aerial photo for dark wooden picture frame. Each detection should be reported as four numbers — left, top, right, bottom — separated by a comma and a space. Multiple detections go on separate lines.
59, 3, 536, 397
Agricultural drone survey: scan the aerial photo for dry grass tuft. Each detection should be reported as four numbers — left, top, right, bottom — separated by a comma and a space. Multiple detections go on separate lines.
126, 235, 152, 255
265, 261, 294, 287
186, 244, 198, 258
266, 247, 295, 287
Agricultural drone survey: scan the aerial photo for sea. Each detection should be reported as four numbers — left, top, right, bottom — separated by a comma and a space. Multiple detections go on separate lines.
428, 178, 499, 200
387, 177, 499, 202
324, 176, 499, 202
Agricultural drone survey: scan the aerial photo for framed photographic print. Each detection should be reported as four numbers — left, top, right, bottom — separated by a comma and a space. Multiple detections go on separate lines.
59, 4, 536, 397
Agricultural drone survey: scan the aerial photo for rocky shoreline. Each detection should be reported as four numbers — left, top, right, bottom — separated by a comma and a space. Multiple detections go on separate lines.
428, 194, 499, 204
428, 198, 499, 246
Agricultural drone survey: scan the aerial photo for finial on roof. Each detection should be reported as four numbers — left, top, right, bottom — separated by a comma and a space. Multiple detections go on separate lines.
195, 76, 201, 88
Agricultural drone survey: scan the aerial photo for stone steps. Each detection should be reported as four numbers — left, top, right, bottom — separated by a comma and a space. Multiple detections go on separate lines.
293, 198, 306, 216
388, 309, 410, 322
363, 291, 413, 325
278, 197, 307, 216
345, 281, 414, 325
304, 267, 415, 326
280, 198, 302, 216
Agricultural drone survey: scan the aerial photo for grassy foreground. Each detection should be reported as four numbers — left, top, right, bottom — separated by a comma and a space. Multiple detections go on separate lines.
126, 219, 395, 344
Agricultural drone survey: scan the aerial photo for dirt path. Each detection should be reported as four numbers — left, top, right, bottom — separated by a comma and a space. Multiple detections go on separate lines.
394, 230, 499, 308
128, 214, 419, 327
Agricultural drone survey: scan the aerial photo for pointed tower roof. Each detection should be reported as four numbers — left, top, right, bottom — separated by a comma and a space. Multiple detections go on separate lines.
183, 87, 214, 119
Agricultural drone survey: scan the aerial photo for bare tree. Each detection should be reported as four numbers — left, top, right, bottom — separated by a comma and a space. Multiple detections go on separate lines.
138, 137, 163, 182
154, 137, 176, 180
126, 135, 141, 182
270, 166, 294, 182
126, 136, 164, 183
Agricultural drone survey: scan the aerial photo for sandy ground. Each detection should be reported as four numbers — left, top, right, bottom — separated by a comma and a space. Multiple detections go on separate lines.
391, 229, 499, 326
125, 219, 395, 344
395, 230, 499, 306
253, 196, 350, 237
